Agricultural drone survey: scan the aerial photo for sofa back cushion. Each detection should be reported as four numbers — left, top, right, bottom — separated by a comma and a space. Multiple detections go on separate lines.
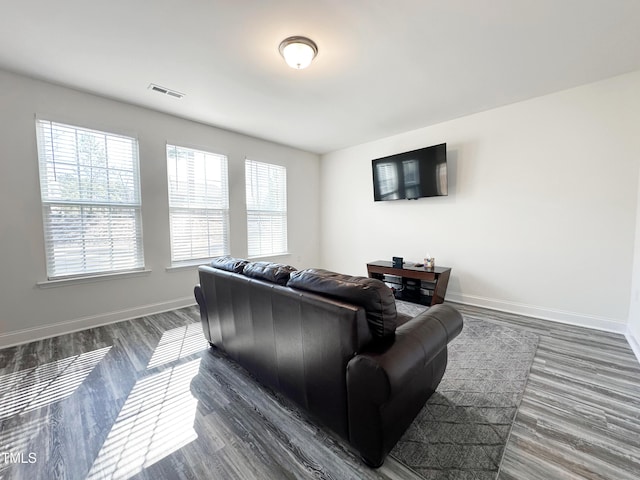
287, 268, 397, 338
210, 256, 248, 273
243, 261, 297, 285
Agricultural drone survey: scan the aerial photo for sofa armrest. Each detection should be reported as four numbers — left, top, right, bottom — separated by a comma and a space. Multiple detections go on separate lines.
194, 284, 211, 343
346, 303, 463, 466
349, 304, 462, 404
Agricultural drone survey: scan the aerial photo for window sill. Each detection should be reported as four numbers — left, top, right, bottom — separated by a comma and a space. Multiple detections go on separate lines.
37, 269, 152, 288
166, 262, 210, 272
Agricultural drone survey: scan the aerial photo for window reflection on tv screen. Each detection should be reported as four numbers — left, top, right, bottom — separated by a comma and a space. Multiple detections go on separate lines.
372, 143, 447, 201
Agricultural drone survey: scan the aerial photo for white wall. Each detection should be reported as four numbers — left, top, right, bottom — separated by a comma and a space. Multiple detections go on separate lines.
0, 69, 320, 348
627, 161, 640, 360
320, 71, 640, 332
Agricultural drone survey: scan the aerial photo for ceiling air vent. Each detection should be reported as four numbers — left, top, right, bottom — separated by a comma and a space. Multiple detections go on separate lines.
148, 83, 185, 99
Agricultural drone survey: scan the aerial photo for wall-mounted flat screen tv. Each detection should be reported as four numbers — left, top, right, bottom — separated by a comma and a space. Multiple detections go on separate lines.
372, 143, 447, 201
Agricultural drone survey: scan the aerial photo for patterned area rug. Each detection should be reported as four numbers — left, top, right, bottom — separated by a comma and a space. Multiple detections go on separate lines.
390, 301, 539, 480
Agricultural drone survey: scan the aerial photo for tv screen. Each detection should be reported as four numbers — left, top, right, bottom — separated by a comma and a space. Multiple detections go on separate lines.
372, 143, 447, 201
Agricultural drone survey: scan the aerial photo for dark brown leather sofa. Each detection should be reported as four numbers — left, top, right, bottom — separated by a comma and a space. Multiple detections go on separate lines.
194, 257, 463, 467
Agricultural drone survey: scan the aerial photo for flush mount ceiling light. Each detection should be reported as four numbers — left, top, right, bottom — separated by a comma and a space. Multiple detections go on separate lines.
278, 36, 318, 70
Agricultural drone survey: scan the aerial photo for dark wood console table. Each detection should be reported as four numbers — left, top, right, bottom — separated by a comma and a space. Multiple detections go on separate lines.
366, 260, 451, 306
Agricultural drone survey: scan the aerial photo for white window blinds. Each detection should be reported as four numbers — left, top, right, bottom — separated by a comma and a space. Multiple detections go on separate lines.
167, 145, 229, 263
35, 119, 144, 279
245, 159, 288, 257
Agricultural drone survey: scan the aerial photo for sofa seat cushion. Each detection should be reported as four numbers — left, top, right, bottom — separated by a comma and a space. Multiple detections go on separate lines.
287, 268, 397, 338
243, 261, 297, 285
210, 256, 249, 273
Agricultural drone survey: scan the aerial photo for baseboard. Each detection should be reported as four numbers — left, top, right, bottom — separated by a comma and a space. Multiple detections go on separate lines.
446, 291, 628, 334
0, 297, 196, 350
2, 291, 633, 355
626, 331, 640, 365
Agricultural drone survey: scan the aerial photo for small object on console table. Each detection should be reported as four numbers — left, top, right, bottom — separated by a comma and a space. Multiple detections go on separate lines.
424, 256, 435, 269
366, 260, 451, 306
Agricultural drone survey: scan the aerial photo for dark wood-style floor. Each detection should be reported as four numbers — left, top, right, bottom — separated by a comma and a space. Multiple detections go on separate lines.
453, 305, 640, 480
0, 303, 638, 479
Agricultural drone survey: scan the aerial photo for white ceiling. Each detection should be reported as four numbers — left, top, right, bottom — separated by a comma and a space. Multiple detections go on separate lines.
1, 0, 639, 154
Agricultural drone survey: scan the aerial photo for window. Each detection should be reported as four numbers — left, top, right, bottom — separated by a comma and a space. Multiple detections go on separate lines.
167, 144, 229, 264
245, 159, 288, 257
35, 119, 144, 279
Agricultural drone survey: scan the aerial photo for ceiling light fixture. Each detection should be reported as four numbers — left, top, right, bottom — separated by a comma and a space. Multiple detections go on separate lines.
278, 36, 318, 70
